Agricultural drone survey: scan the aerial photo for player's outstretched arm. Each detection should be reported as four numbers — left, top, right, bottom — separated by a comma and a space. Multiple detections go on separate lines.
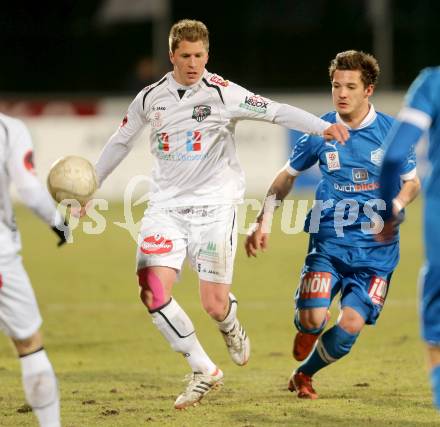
272, 104, 349, 144
6, 119, 69, 246
245, 169, 296, 257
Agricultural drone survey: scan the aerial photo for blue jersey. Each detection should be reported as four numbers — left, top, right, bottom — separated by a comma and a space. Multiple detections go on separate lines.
380, 67, 440, 210
288, 106, 416, 247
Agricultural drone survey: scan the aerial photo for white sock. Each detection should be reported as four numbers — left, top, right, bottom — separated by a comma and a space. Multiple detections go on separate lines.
217, 293, 238, 333
20, 349, 60, 427
151, 298, 217, 374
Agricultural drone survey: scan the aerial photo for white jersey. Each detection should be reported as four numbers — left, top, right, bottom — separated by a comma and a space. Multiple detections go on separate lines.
0, 113, 61, 258
95, 70, 331, 207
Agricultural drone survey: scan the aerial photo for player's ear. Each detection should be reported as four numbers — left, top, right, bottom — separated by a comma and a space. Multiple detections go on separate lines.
365, 84, 374, 97
169, 50, 175, 65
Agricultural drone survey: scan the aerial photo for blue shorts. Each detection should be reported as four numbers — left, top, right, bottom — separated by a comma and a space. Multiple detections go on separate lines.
295, 238, 398, 325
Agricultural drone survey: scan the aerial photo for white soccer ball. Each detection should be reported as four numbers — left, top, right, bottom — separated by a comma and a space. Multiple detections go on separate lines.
47, 156, 97, 206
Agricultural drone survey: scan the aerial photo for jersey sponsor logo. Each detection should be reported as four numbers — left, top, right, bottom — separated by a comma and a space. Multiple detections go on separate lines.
370, 148, 385, 166
209, 75, 229, 87
157, 132, 169, 151
198, 241, 220, 263
334, 182, 380, 192
157, 152, 209, 161
120, 115, 128, 128
239, 95, 268, 113
368, 276, 388, 307
299, 272, 332, 299
23, 150, 36, 174
325, 151, 341, 171
352, 168, 369, 182
186, 131, 202, 152
140, 234, 173, 254
152, 105, 166, 111
325, 141, 338, 149
192, 105, 211, 122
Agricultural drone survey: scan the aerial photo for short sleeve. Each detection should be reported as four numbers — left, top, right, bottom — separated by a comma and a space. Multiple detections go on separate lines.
398, 68, 440, 131
286, 133, 320, 176
399, 143, 417, 180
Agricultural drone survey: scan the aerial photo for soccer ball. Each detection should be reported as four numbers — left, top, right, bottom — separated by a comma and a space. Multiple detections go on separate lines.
47, 156, 98, 206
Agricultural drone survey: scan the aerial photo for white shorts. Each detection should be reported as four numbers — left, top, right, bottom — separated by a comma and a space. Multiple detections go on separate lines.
136, 205, 238, 284
0, 256, 42, 340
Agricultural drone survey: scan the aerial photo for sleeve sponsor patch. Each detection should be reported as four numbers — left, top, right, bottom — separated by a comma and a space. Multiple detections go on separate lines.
23, 150, 36, 174
120, 115, 128, 128
209, 75, 229, 87
299, 272, 332, 299
239, 95, 268, 113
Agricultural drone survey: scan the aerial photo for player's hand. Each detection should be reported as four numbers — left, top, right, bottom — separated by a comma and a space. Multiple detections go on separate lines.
245, 223, 269, 257
71, 201, 91, 218
375, 199, 405, 243
323, 123, 349, 145
51, 220, 70, 247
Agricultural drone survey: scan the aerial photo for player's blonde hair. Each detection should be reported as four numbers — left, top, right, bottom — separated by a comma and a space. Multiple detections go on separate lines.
329, 50, 380, 87
169, 19, 209, 53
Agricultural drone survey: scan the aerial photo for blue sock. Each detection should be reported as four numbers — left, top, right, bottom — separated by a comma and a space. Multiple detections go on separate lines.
431, 365, 440, 410
299, 325, 358, 377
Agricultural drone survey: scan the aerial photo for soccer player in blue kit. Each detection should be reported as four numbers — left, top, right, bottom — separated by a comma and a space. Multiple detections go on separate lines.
378, 67, 440, 410
245, 50, 421, 399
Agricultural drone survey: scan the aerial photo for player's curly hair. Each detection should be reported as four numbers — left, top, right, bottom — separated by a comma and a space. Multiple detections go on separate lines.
329, 50, 380, 87
169, 19, 209, 53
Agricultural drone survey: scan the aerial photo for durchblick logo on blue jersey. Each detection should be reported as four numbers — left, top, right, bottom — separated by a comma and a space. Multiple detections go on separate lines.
352, 168, 369, 183
192, 105, 211, 122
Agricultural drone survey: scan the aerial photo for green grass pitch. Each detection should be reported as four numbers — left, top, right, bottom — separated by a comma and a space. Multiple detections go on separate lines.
0, 198, 438, 426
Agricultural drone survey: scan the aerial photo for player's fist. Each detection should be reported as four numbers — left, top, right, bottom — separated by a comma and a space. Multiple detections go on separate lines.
245, 222, 269, 258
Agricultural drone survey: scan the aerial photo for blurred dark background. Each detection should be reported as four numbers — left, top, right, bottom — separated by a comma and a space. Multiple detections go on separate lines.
1, 0, 439, 95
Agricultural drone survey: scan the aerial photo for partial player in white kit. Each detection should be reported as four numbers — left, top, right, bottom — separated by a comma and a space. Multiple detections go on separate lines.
0, 113, 68, 426
92, 19, 349, 409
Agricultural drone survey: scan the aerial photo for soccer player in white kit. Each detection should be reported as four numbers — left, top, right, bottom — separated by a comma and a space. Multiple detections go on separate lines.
93, 19, 348, 409
0, 113, 67, 426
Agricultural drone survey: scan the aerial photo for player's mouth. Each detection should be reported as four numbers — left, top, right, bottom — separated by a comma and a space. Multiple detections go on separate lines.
187, 71, 199, 80
337, 102, 349, 109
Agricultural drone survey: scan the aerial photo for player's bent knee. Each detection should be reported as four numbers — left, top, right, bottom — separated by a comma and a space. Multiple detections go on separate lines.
338, 309, 365, 334
137, 268, 167, 310
23, 371, 58, 409
13, 331, 43, 356
202, 301, 228, 320
295, 310, 328, 334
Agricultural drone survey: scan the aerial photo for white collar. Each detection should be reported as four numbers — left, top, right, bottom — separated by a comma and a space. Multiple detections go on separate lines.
336, 104, 377, 130
167, 69, 207, 91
